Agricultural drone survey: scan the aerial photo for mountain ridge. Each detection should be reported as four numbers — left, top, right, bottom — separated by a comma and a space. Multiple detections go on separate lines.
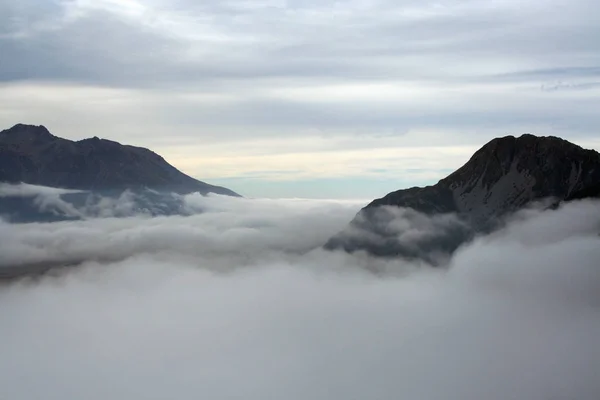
0, 124, 239, 197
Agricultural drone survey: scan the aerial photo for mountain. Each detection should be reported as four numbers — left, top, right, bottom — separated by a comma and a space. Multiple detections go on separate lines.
0, 124, 239, 196
325, 134, 600, 263
0, 124, 240, 222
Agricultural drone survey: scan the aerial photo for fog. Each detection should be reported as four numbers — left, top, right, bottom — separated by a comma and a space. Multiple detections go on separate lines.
1, 193, 600, 400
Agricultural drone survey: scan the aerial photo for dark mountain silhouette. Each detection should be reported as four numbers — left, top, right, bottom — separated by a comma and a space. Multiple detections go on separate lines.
325, 134, 600, 263
0, 124, 240, 223
0, 124, 239, 196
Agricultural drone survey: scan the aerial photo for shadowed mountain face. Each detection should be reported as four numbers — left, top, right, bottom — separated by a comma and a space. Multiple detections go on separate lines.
0, 124, 240, 223
0, 124, 239, 196
326, 134, 600, 263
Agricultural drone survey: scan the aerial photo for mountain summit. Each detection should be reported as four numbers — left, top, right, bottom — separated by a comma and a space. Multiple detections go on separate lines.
326, 134, 600, 262
0, 124, 239, 196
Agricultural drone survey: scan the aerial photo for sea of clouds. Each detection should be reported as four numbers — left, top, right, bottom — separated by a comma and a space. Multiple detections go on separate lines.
1, 186, 600, 400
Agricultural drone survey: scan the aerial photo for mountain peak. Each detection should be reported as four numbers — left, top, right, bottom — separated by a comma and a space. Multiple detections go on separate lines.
4, 123, 52, 133
326, 133, 600, 261
468, 133, 585, 163
477, 133, 584, 154
1, 123, 54, 139
441, 133, 597, 201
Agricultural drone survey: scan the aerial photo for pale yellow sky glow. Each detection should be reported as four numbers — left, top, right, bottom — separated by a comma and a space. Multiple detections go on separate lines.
161, 142, 480, 181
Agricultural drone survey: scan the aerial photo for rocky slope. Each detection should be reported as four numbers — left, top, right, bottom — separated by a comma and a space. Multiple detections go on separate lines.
0, 124, 239, 196
325, 134, 600, 262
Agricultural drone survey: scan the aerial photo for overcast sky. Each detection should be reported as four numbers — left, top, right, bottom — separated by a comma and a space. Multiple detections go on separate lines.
1, 0, 599, 198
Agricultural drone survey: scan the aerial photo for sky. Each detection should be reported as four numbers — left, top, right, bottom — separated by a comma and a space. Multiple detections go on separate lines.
1, 193, 600, 399
1, 0, 600, 198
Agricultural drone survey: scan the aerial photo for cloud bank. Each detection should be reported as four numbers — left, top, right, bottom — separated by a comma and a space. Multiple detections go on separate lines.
1, 194, 600, 399
0, 183, 196, 223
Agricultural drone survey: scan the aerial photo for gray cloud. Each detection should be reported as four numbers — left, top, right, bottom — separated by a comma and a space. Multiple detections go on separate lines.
326, 205, 474, 264
0, 0, 64, 36
0, 9, 185, 85
0, 195, 600, 399
3, 0, 599, 136
1, 0, 599, 86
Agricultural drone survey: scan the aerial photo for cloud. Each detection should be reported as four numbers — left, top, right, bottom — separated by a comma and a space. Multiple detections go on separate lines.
0, 193, 364, 268
2, 0, 599, 86
540, 81, 600, 92
0, 182, 83, 197
0, 183, 194, 222
0, 194, 600, 399
325, 205, 474, 264
0, 183, 86, 221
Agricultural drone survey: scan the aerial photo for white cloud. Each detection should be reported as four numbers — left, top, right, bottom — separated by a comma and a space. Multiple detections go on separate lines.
0, 183, 86, 219
0, 182, 83, 197
0, 194, 365, 268
0, 195, 599, 399
0, 183, 191, 222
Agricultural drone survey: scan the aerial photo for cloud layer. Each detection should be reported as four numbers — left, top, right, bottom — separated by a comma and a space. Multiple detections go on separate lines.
0, 183, 194, 223
3, 0, 599, 87
1, 195, 600, 399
